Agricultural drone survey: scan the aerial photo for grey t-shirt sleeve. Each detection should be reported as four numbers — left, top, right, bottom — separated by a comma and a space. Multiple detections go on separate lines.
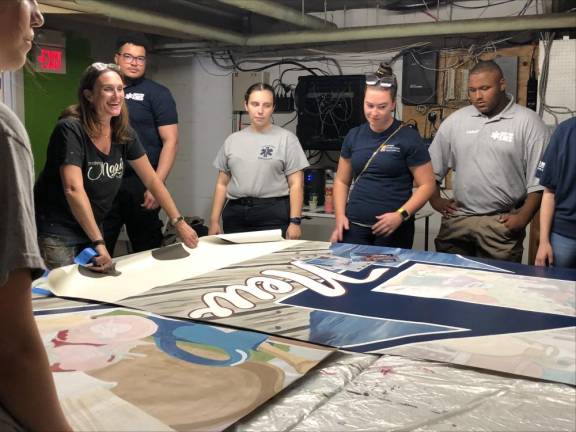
0, 108, 45, 286
523, 113, 550, 194
429, 120, 452, 182
213, 141, 229, 172
283, 132, 309, 175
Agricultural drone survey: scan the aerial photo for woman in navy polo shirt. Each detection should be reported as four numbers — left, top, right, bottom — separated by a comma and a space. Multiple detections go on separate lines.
330, 65, 436, 248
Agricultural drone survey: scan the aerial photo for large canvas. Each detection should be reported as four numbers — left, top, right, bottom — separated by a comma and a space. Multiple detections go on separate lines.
36, 240, 576, 385
35, 305, 333, 431
37, 237, 303, 303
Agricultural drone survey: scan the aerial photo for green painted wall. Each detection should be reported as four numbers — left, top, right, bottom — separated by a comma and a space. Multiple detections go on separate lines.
24, 33, 93, 176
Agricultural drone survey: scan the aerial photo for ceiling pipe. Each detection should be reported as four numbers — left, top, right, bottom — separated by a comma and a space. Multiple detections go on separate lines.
39, 4, 83, 14
39, 0, 85, 13
168, 0, 241, 20
216, 0, 336, 29
39, 0, 247, 45
246, 13, 576, 46
37, 3, 575, 51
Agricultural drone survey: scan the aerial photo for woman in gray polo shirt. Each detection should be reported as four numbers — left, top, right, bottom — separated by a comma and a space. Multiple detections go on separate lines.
209, 83, 309, 239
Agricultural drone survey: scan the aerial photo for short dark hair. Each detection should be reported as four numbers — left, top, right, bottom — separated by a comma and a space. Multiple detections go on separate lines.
469, 60, 504, 79
116, 34, 150, 53
244, 82, 275, 105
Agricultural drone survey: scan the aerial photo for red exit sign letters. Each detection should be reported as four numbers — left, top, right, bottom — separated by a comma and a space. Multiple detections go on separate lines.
34, 47, 66, 74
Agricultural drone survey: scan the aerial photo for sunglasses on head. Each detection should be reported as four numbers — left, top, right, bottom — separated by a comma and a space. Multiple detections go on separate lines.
365, 74, 396, 88
90, 62, 121, 72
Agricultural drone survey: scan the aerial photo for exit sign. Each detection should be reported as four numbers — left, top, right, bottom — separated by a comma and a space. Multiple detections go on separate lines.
34, 46, 66, 74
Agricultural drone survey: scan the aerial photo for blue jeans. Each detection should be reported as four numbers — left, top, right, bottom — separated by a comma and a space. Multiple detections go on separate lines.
38, 235, 90, 270
551, 232, 576, 269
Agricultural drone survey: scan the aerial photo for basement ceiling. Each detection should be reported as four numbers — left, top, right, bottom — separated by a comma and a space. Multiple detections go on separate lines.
38, 0, 575, 56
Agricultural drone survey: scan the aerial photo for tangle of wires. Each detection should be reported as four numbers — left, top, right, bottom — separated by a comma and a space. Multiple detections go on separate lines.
538, 32, 576, 124
210, 51, 340, 77
397, 34, 532, 108
449, 0, 532, 13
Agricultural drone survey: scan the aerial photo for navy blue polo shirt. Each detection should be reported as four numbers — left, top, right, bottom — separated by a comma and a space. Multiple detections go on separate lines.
124, 76, 178, 174
536, 118, 576, 239
341, 120, 430, 225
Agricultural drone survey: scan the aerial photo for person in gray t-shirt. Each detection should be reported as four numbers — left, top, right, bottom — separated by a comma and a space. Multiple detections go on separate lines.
0, 2, 71, 430
429, 60, 549, 262
209, 83, 309, 239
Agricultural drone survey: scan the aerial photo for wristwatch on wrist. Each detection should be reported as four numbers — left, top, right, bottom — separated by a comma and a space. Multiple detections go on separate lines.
170, 215, 185, 227
289, 217, 302, 226
397, 207, 410, 222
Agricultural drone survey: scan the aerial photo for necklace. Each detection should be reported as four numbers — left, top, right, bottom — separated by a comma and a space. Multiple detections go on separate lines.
90, 132, 110, 141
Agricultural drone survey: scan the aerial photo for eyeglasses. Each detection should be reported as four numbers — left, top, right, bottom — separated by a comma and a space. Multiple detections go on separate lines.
365, 74, 396, 88
90, 62, 121, 72
118, 53, 146, 65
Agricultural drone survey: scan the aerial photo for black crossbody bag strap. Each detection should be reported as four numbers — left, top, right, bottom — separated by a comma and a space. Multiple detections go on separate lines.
350, 123, 406, 189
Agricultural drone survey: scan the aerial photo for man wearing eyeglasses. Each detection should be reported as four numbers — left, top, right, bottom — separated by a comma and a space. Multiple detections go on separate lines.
103, 36, 180, 254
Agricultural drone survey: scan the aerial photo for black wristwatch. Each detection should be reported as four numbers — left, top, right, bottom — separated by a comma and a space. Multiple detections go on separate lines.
289, 217, 302, 225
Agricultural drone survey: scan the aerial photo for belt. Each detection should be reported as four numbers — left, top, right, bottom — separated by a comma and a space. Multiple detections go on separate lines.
228, 196, 288, 206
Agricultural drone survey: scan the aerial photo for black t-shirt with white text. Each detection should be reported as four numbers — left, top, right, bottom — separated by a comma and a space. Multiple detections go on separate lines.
35, 117, 145, 240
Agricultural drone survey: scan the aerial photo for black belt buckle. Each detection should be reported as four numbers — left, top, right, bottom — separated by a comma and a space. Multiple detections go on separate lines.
233, 197, 255, 206
235, 196, 287, 206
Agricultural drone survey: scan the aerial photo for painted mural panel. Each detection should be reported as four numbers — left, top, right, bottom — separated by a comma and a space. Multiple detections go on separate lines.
35, 306, 333, 431
36, 241, 576, 385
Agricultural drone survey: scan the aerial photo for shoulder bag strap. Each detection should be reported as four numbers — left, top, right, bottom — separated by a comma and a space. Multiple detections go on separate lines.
352, 122, 406, 185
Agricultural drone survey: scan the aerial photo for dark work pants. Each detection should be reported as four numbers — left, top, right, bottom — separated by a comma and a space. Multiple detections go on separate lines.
341, 219, 415, 249
103, 175, 164, 254
222, 196, 290, 237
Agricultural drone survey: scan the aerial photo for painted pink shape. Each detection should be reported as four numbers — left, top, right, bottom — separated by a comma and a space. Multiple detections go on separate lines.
52, 345, 114, 372
55, 315, 158, 345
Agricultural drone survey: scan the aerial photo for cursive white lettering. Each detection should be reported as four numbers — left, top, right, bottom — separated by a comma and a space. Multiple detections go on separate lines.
189, 261, 388, 319
87, 159, 124, 181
